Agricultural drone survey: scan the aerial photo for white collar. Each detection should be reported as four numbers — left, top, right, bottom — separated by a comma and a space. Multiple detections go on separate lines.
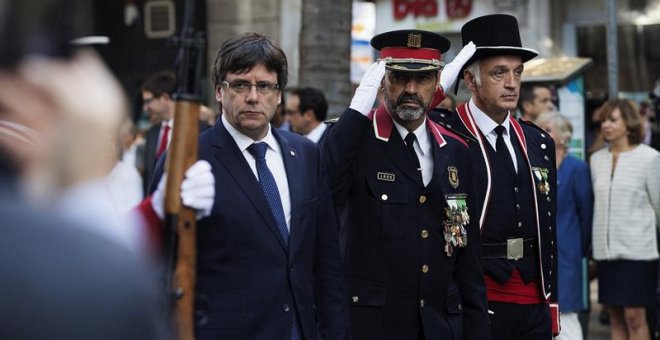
222, 114, 281, 155
305, 122, 327, 143
469, 99, 511, 138
392, 117, 430, 156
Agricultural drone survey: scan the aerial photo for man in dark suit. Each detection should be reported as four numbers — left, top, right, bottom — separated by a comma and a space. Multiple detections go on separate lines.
285, 87, 330, 144
141, 70, 177, 195
141, 71, 210, 196
431, 14, 559, 339
151, 32, 349, 340
322, 30, 489, 339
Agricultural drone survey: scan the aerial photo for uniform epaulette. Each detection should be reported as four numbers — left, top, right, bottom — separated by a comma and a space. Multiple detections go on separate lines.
429, 107, 454, 120
435, 120, 477, 143
517, 118, 547, 135
324, 117, 339, 125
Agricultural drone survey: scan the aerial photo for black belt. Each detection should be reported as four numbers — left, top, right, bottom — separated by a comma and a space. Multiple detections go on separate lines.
482, 238, 537, 260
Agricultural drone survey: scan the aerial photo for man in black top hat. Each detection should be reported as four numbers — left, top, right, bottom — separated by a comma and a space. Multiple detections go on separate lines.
431, 14, 560, 339
322, 29, 489, 339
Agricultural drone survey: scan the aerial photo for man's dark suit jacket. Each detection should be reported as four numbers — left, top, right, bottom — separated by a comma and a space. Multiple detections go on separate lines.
143, 121, 210, 196
152, 120, 349, 340
322, 107, 489, 340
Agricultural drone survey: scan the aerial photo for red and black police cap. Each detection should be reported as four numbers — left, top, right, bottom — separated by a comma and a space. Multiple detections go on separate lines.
371, 29, 450, 72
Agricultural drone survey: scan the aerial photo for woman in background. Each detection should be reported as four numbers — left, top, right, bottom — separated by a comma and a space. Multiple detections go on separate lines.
591, 99, 660, 340
537, 111, 593, 340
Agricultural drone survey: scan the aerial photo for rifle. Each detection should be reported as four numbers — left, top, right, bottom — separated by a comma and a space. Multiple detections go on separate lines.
162, 0, 205, 339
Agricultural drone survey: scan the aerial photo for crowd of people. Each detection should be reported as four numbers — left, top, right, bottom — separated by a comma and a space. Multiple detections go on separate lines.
3, 1, 660, 339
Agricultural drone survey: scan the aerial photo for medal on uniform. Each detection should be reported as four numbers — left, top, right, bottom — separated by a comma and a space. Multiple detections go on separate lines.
443, 194, 469, 256
532, 167, 550, 195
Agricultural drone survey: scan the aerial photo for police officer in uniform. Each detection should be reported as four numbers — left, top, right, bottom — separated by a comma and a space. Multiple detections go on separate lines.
322, 30, 489, 339
431, 14, 560, 339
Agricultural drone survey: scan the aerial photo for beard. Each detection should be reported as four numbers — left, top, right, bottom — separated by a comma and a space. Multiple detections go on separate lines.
386, 92, 427, 121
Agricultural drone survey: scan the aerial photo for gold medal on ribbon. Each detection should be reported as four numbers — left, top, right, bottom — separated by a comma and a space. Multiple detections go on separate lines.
443, 194, 469, 256
532, 167, 551, 195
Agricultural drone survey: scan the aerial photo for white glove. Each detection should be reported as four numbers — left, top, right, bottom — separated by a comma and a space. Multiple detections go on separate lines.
150, 160, 215, 220
439, 41, 476, 92
349, 60, 386, 115
181, 160, 215, 219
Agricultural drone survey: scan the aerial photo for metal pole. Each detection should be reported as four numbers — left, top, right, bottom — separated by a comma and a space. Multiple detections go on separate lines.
606, 0, 618, 99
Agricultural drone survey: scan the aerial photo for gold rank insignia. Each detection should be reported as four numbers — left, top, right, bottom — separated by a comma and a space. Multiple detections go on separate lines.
443, 194, 469, 257
532, 167, 550, 195
447, 166, 459, 189
407, 33, 422, 48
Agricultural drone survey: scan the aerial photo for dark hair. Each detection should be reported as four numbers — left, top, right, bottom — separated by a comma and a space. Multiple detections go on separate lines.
598, 98, 644, 145
0, 0, 79, 68
141, 70, 176, 98
290, 87, 328, 122
517, 83, 550, 113
211, 32, 288, 89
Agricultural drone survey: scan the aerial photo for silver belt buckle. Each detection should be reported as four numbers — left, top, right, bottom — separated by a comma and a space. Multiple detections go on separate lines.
506, 238, 524, 260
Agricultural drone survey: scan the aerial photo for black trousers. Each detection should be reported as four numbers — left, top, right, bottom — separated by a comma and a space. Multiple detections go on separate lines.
489, 301, 551, 340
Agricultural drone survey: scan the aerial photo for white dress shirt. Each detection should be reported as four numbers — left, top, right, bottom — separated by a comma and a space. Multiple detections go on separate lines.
305, 122, 327, 143
222, 114, 291, 231
469, 99, 518, 172
393, 118, 433, 186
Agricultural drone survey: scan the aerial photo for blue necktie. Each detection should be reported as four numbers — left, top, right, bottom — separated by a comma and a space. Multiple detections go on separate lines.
247, 142, 301, 340
247, 142, 289, 246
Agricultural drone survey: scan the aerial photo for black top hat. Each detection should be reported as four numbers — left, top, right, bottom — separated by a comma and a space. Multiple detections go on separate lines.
371, 29, 450, 72
459, 14, 538, 78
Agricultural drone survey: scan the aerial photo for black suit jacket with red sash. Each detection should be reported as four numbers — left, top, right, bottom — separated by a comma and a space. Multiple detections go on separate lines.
322, 106, 489, 340
430, 103, 558, 307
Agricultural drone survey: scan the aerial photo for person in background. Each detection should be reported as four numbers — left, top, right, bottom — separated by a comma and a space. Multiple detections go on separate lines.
119, 118, 145, 174
436, 92, 457, 111
518, 83, 555, 122
106, 120, 144, 214
270, 92, 289, 130
141, 70, 176, 195
536, 111, 593, 340
198, 105, 218, 126
591, 98, 660, 340
639, 101, 660, 151
285, 87, 329, 143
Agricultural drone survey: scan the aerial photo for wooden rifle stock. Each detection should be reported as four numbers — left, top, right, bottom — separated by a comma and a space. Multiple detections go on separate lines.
162, 1, 205, 338
164, 100, 200, 340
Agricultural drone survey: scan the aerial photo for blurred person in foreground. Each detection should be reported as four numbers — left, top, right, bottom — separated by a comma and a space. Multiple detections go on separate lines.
323, 28, 489, 339
591, 99, 660, 340
147, 32, 349, 339
536, 111, 593, 340
0, 0, 169, 338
